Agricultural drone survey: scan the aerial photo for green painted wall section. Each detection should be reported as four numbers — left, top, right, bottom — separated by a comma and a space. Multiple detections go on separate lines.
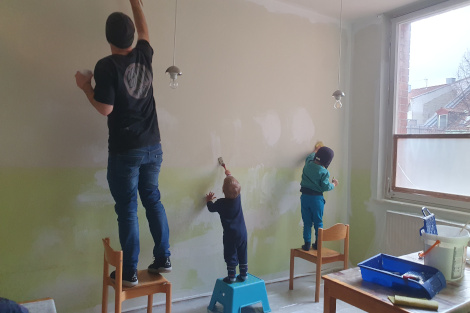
248, 207, 301, 275
348, 169, 374, 265
1, 165, 348, 311
0, 168, 110, 311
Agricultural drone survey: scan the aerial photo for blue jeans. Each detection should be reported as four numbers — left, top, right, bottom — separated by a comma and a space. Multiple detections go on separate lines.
107, 143, 170, 272
300, 194, 325, 243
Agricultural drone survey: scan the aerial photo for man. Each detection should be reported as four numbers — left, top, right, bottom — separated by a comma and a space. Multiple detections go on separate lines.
75, 0, 171, 287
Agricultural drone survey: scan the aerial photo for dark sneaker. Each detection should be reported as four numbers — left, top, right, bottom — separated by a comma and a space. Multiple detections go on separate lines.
236, 274, 247, 282
301, 242, 311, 251
110, 270, 138, 287
148, 257, 172, 274
223, 276, 236, 284
312, 241, 318, 250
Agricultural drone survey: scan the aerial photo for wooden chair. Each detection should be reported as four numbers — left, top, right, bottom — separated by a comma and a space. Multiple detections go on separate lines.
102, 238, 172, 313
289, 223, 349, 302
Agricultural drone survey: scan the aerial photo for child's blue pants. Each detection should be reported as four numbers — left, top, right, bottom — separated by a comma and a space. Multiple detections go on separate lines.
300, 194, 325, 243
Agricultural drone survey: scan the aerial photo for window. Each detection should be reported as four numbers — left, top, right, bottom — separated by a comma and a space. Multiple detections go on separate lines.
389, 0, 470, 207
437, 114, 447, 129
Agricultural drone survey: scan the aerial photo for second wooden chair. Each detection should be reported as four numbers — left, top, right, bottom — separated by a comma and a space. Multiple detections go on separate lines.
289, 223, 349, 302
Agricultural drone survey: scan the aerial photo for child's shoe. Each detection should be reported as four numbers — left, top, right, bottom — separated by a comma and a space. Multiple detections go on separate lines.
237, 274, 247, 282
301, 241, 311, 251
238, 264, 248, 281
223, 276, 236, 284
224, 265, 236, 283
312, 241, 318, 250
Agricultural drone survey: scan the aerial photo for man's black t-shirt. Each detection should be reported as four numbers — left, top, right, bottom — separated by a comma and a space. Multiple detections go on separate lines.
94, 40, 160, 153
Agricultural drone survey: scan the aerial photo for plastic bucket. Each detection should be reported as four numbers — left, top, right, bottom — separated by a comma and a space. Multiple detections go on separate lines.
421, 225, 470, 281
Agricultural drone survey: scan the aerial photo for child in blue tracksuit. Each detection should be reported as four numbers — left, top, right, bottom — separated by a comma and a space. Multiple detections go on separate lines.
300, 143, 338, 251
206, 170, 248, 283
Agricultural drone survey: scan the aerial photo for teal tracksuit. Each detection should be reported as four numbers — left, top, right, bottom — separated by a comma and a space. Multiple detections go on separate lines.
300, 152, 335, 243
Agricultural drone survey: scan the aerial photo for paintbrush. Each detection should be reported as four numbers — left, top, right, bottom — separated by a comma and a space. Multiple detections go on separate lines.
218, 157, 226, 170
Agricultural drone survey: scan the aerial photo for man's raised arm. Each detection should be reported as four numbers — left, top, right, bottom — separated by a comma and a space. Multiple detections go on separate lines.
130, 0, 150, 42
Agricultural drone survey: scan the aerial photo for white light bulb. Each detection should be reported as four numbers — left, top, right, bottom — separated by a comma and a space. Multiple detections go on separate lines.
166, 67, 181, 89
170, 79, 179, 89
333, 99, 343, 109
332, 90, 345, 109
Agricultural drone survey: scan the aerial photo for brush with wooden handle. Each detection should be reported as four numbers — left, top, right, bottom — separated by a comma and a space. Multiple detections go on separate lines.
218, 157, 226, 170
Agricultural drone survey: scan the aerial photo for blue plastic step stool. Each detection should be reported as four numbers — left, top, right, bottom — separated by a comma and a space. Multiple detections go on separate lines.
207, 273, 271, 313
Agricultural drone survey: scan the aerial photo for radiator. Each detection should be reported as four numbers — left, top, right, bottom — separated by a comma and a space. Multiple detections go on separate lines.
385, 211, 424, 256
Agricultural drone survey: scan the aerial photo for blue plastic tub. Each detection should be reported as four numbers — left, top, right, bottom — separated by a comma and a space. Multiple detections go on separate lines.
358, 253, 446, 299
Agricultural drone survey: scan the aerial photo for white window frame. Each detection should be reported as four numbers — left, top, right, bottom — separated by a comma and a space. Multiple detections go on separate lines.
384, 0, 470, 212
438, 114, 448, 129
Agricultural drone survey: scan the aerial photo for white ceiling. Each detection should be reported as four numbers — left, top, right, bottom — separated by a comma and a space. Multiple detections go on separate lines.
277, 0, 429, 21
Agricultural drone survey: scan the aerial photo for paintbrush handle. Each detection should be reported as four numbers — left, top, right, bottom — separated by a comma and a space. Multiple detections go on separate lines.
459, 219, 470, 234
418, 240, 440, 258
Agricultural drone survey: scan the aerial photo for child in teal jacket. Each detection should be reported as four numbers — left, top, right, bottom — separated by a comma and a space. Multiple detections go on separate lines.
300, 143, 338, 250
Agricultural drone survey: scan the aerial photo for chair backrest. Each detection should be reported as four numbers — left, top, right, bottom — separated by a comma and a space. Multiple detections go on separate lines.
103, 237, 123, 269
102, 237, 124, 294
317, 223, 349, 262
321, 223, 349, 242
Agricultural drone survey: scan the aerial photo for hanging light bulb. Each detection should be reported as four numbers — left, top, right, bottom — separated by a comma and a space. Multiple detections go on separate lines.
332, 89, 345, 109
166, 65, 182, 89
166, 0, 182, 88
332, 0, 345, 109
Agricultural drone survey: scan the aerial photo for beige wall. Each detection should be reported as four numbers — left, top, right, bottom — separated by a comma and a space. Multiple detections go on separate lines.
0, 0, 349, 312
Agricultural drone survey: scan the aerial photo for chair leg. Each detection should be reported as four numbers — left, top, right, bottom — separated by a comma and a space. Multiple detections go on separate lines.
166, 284, 172, 313
102, 255, 109, 313
147, 294, 153, 313
315, 261, 321, 303
115, 291, 121, 313
289, 249, 294, 290
102, 285, 108, 313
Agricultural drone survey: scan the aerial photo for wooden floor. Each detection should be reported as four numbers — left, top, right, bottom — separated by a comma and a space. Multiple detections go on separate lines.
128, 274, 364, 313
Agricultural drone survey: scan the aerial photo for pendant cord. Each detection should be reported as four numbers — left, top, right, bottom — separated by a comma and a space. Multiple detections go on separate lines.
172, 0, 178, 66
337, 0, 343, 88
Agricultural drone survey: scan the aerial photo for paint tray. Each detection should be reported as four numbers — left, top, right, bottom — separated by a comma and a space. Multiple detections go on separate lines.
358, 253, 446, 299
419, 207, 438, 236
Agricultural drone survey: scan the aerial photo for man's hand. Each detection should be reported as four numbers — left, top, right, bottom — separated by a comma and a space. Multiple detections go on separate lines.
206, 192, 216, 202
332, 177, 339, 187
75, 70, 93, 91
225, 169, 231, 176
74, 70, 113, 116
